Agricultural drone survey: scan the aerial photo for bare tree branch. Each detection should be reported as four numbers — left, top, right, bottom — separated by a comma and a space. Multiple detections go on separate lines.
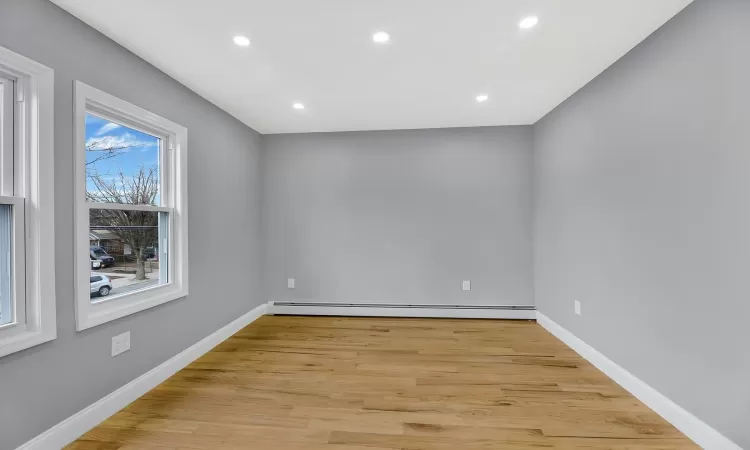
88, 165, 159, 280
85, 136, 148, 167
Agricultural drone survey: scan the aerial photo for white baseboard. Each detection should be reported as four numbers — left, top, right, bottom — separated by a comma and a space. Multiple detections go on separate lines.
536, 312, 741, 450
268, 302, 536, 319
16, 303, 268, 450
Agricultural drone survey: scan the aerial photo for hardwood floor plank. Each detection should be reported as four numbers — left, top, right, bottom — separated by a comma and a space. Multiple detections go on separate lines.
67, 316, 697, 449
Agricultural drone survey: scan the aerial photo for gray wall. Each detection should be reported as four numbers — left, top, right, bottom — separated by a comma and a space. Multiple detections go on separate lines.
533, 0, 749, 447
0, 0, 264, 448
262, 127, 534, 307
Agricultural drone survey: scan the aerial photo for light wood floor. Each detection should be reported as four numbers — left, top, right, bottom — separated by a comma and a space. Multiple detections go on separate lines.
68, 316, 697, 449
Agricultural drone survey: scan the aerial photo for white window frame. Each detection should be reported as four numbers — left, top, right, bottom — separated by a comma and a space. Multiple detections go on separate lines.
74, 81, 188, 331
0, 45, 56, 358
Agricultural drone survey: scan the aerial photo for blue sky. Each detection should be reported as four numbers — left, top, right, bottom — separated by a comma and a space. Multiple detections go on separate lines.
85, 113, 160, 203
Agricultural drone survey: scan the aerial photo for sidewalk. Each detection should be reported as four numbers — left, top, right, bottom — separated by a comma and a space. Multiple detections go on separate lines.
99, 271, 159, 291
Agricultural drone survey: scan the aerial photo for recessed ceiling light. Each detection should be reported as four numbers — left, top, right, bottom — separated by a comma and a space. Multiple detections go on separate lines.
293, 103, 305, 110
233, 35, 251, 47
372, 31, 390, 43
476, 94, 489, 103
519, 16, 539, 29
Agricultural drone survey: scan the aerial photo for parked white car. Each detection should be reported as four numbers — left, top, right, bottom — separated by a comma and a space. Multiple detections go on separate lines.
90, 274, 113, 297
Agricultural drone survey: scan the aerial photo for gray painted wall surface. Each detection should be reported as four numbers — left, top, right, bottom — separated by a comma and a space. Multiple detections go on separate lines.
533, 0, 749, 447
0, 0, 264, 448
262, 127, 534, 307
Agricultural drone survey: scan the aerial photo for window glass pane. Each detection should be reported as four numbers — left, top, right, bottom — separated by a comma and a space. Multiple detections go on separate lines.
85, 113, 161, 205
0, 204, 13, 325
89, 208, 168, 302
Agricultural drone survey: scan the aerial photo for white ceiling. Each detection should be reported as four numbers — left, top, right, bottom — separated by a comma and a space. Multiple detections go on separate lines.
52, 0, 693, 134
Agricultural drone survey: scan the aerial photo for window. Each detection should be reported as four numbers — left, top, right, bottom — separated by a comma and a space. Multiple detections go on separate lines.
0, 45, 56, 358
74, 81, 188, 330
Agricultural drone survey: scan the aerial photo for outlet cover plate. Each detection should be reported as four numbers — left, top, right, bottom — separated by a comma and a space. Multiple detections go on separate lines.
112, 331, 131, 357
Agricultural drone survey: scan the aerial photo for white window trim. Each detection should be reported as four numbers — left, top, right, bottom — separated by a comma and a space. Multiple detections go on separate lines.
0, 45, 56, 358
74, 81, 189, 331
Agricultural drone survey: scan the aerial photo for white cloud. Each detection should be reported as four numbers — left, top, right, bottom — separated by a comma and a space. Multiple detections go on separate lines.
86, 133, 156, 151
95, 122, 121, 136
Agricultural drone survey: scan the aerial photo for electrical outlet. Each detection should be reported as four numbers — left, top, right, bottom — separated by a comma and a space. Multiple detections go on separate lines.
462, 280, 471, 291
287, 278, 295, 289
574, 300, 582, 316
111, 331, 131, 357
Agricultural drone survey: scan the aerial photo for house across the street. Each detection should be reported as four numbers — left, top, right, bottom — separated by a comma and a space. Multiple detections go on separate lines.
89, 229, 128, 258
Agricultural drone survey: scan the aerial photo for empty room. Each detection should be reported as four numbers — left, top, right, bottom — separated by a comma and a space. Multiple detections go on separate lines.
0, 0, 747, 449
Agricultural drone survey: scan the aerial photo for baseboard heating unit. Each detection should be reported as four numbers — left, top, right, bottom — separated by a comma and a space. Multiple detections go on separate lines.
267, 302, 537, 319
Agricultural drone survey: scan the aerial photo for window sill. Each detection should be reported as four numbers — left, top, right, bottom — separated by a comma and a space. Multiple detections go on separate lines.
76, 284, 188, 331
0, 327, 57, 358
